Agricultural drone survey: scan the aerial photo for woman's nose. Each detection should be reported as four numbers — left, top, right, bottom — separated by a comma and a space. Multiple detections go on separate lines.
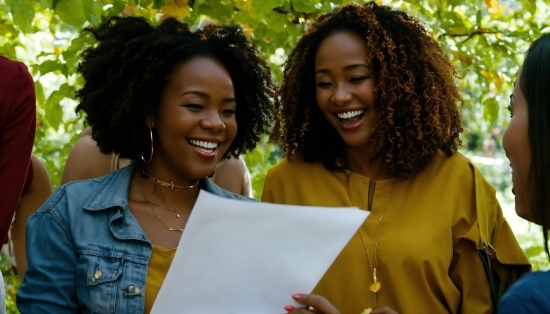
331, 84, 353, 106
200, 111, 227, 132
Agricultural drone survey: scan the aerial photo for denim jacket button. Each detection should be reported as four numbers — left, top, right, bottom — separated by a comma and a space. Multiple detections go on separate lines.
93, 270, 102, 280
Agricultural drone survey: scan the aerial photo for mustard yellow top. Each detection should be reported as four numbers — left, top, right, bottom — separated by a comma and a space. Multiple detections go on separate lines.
262, 151, 530, 314
144, 244, 176, 314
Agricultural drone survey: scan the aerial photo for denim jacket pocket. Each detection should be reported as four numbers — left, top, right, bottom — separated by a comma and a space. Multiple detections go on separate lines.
85, 255, 124, 314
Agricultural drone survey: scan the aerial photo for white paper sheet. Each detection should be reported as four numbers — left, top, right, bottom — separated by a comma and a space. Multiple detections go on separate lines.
151, 191, 368, 314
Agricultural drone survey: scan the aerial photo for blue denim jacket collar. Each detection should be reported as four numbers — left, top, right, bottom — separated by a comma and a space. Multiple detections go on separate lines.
83, 161, 248, 212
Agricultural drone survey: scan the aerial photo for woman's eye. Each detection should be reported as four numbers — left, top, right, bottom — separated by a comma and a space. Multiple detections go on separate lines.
350, 76, 368, 83
507, 104, 513, 118
222, 108, 236, 116
184, 104, 203, 111
316, 82, 332, 88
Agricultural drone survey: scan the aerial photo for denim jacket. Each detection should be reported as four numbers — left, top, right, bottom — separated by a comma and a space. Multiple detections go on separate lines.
16, 162, 251, 313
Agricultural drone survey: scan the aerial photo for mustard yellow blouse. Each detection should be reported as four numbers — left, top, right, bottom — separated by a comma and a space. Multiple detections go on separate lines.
262, 151, 530, 314
144, 244, 176, 314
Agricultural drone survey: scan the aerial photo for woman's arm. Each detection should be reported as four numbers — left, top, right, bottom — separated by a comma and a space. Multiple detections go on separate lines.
11, 155, 53, 280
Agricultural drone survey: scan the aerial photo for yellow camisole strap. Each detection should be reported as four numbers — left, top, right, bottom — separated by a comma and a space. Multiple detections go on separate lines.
144, 244, 177, 314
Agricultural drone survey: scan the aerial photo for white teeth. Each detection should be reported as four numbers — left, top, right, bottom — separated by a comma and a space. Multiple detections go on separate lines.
189, 139, 218, 151
337, 110, 365, 119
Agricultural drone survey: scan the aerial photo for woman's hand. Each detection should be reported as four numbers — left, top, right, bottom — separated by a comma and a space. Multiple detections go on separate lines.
284, 294, 339, 314
367, 306, 400, 314
283, 294, 400, 314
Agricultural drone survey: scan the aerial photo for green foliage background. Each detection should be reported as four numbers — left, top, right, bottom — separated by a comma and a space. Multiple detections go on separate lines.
1, 0, 549, 312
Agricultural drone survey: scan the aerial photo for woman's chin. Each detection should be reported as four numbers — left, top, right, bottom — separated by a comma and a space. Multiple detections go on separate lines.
515, 202, 536, 224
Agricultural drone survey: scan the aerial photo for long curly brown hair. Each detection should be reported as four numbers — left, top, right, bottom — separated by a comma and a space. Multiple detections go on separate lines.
271, 2, 463, 178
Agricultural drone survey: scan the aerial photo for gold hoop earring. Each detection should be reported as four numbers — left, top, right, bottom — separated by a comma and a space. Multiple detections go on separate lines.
141, 126, 153, 163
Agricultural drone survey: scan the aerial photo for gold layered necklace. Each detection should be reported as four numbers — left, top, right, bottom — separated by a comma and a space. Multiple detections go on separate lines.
345, 171, 395, 303
141, 167, 199, 189
139, 173, 197, 218
137, 172, 198, 232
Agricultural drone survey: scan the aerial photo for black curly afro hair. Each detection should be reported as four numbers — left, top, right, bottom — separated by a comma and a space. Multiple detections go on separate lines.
76, 16, 276, 160
272, 2, 463, 178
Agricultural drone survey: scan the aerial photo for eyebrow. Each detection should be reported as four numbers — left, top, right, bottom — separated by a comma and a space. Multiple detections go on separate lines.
181, 90, 236, 103
315, 63, 370, 74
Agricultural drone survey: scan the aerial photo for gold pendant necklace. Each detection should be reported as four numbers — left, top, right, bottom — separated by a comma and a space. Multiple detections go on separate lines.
346, 171, 395, 298
150, 206, 184, 232
137, 172, 195, 232
141, 167, 199, 189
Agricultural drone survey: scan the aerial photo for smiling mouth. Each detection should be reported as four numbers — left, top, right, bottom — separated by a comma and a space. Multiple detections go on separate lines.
336, 110, 366, 126
188, 139, 219, 153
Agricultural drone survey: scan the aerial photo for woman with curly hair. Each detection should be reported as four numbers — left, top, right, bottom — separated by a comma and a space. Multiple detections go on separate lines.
498, 33, 550, 313
262, 2, 529, 313
17, 16, 275, 313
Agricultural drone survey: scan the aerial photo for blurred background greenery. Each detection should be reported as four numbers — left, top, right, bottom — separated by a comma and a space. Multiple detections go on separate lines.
1, 0, 549, 312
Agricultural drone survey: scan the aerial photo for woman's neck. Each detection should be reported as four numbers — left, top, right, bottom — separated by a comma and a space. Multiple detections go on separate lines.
344, 147, 391, 181
138, 163, 200, 205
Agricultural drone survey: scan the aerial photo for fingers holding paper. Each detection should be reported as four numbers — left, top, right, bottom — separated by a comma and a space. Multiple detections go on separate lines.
367, 306, 400, 314
284, 294, 340, 314
283, 294, 400, 314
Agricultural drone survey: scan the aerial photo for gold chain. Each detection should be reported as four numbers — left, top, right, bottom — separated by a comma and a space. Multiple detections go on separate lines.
346, 171, 395, 300
150, 206, 184, 232
137, 172, 189, 232
138, 172, 197, 218
141, 167, 199, 189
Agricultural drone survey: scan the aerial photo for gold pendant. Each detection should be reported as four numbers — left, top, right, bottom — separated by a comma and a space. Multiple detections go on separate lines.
370, 281, 381, 293
176, 213, 180, 218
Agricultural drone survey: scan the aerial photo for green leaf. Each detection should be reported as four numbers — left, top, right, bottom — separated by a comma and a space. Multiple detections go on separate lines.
110, 0, 127, 15
39, 0, 52, 8
39, 59, 64, 75
55, 0, 86, 29
483, 97, 499, 129
525, 246, 544, 258
153, 0, 169, 9
34, 80, 46, 107
291, 0, 317, 13
476, 10, 482, 27
0, 43, 17, 60
63, 35, 93, 74
266, 11, 287, 33
252, 0, 284, 16
448, 0, 461, 7
444, 11, 465, 26
10, 0, 35, 33
83, 0, 103, 26
46, 83, 73, 131
138, 0, 154, 7
195, 0, 234, 22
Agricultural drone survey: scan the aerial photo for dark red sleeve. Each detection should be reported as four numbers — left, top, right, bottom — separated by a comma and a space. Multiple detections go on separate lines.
0, 56, 36, 243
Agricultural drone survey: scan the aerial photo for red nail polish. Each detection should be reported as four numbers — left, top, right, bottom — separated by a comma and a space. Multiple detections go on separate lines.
292, 294, 301, 300
284, 305, 295, 312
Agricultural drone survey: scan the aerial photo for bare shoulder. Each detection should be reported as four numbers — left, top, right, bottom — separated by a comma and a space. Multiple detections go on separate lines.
212, 157, 252, 196
29, 155, 53, 192
216, 157, 247, 174
61, 136, 113, 185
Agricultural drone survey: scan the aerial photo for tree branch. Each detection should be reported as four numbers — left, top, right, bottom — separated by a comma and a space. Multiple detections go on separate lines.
439, 29, 500, 44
